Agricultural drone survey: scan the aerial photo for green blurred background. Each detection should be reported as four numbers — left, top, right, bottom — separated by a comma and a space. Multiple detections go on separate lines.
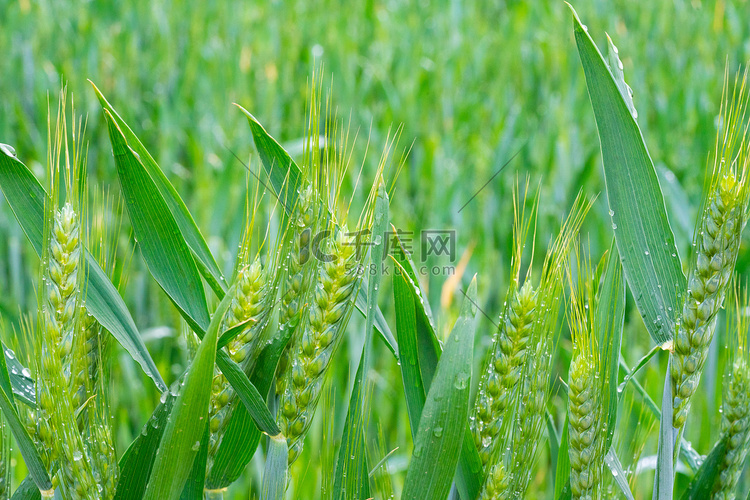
2, 0, 750, 497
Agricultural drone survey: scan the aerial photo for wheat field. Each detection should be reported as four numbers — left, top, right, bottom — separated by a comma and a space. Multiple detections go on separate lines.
1, 1, 750, 499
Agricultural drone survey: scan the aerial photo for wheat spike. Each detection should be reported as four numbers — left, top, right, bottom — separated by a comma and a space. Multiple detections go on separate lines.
672, 68, 750, 429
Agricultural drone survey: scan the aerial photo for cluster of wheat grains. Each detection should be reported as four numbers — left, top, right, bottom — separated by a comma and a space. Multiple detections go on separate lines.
565, 247, 619, 500
274, 84, 326, 403
474, 188, 590, 499
276, 113, 386, 466
711, 285, 750, 499
206, 221, 277, 472
672, 68, 750, 431
29, 94, 119, 499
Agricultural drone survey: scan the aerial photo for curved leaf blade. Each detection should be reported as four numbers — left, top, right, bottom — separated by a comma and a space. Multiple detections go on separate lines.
215, 351, 280, 436
679, 437, 728, 500
0, 361, 51, 492
570, 4, 685, 344
392, 239, 482, 500
90, 82, 226, 298
103, 111, 210, 334
402, 277, 477, 500
142, 285, 229, 500
113, 395, 176, 500
0, 146, 166, 391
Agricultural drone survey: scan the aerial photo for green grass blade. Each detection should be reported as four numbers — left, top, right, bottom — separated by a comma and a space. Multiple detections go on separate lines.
217, 318, 254, 350
235, 105, 301, 213
2, 343, 35, 407
604, 449, 636, 500
0, 343, 18, 410
355, 279, 398, 357
547, 410, 560, 487
570, 4, 685, 345
392, 239, 482, 500
617, 359, 702, 471
679, 437, 727, 499
114, 395, 176, 500
392, 262, 426, 438
596, 243, 626, 450
261, 434, 288, 500
391, 236, 439, 389
0, 363, 51, 492
10, 476, 40, 500
143, 285, 232, 500
0, 147, 166, 391
652, 358, 675, 500
401, 276, 477, 500
206, 325, 295, 488
103, 110, 211, 334
333, 183, 389, 499
215, 351, 280, 436
554, 417, 571, 500
90, 82, 226, 298
179, 425, 210, 500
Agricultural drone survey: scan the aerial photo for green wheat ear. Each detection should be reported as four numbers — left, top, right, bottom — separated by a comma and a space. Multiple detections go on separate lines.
276, 76, 327, 401
277, 106, 391, 465
35, 89, 98, 499
712, 283, 750, 499
672, 67, 750, 430
206, 188, 278, 473
472, 182, 538, 466
566, 247, 606, 500
477, 190, 591, 499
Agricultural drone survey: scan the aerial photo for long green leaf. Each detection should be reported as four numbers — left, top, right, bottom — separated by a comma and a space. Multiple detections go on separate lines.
11, 476, 40, 500
103, 111, 210, 334
402, 276, 477, 499
604, 449, 636, 500
596, 243, 625, 450
0, 147, 166, 391
0, 362, 51, 492
570, 4, 685, 344
679, 437, 728, 500
554, 417, 571, 500
179, 425, 210, 500
334, 183, 389, 499
215, 351, 280, 436
261, 435, 288, 500
90, 82, 226, 298
392, 262, 426, 439
547, 410, 560, 489
235, 105, 301, 213
3, 350, 34, 416
392, 239, 482, 500
142, 284, 229, 500
113, 395, 176, 500
618, 358, 702, 471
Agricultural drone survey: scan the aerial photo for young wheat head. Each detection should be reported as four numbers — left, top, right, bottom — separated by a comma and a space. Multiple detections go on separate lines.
672, 67, 750, 430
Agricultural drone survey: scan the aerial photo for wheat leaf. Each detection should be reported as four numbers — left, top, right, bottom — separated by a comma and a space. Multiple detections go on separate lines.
570, 3, 685, 345
401, 277, 477, 499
